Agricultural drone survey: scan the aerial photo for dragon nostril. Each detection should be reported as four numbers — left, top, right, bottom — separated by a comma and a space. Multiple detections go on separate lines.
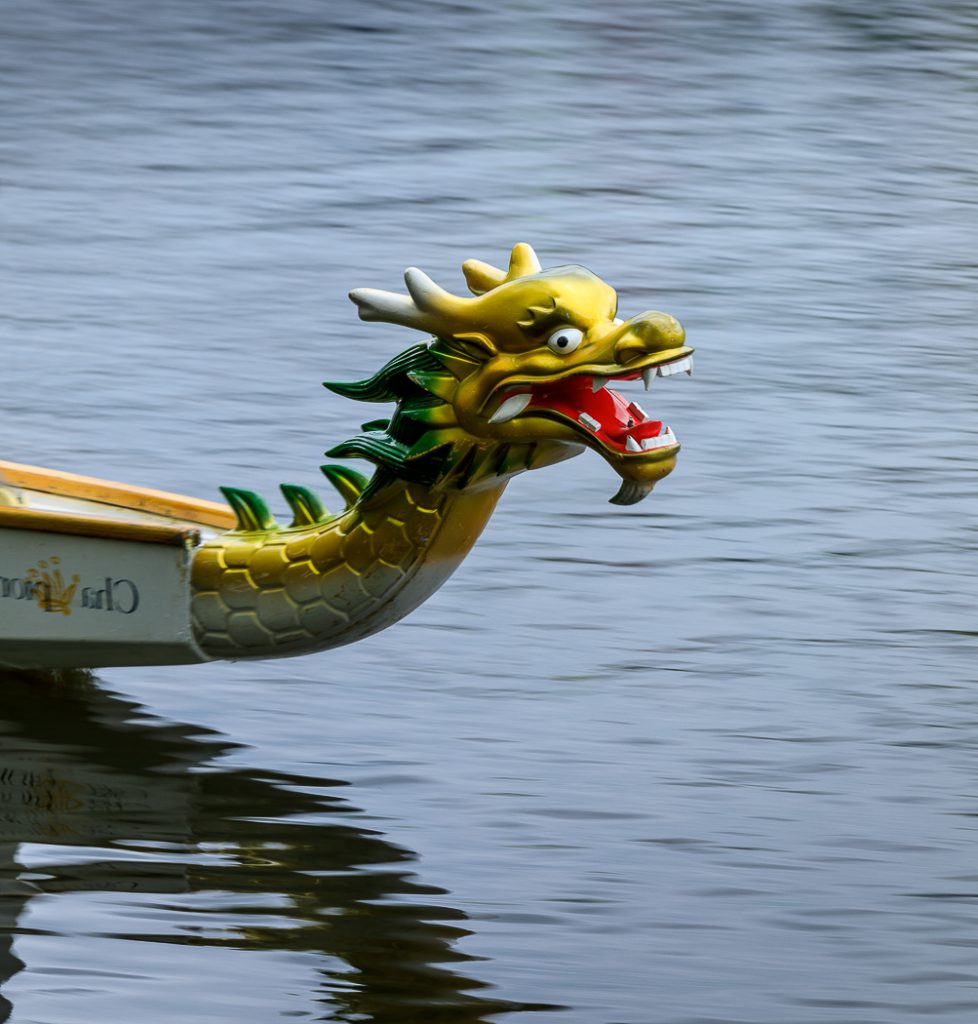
613, 312, 686, 362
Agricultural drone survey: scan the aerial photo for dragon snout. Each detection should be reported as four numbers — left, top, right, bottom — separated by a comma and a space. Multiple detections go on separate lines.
613, 311, 686, 364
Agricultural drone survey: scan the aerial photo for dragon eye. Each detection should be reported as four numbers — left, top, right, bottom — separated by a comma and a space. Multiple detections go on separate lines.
546, 327, 584, 355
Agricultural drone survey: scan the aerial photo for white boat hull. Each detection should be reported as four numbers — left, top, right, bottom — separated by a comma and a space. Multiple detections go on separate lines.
0, 526, 204, 668
0, 460, 235, 669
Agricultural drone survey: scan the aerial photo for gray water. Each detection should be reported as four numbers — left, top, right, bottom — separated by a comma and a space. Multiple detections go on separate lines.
2, 2, 977, 1021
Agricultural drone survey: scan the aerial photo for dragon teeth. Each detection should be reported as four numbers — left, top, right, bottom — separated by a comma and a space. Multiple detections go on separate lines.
640, 428, 676, 450
641, 355, 693, 384
658, 356, 692, 377
489, 392, 531, 424
625, 435, 641, 452
592, 376, 609, 392
578, 412, 601, 432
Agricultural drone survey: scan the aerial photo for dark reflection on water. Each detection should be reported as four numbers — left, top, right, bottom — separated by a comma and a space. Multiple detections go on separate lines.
0, 671, 552, 1022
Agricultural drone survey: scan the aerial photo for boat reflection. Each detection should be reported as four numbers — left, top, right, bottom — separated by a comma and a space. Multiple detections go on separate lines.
0, 670, 540, 1022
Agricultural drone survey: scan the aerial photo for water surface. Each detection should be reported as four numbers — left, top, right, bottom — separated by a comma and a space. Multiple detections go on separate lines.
2, 2, 978, 1021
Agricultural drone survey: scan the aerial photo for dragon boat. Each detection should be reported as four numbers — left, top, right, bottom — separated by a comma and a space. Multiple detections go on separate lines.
0, 244, 693, 670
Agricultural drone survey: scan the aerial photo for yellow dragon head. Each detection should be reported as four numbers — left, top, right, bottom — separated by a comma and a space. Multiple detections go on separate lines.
326, 243, 693, 505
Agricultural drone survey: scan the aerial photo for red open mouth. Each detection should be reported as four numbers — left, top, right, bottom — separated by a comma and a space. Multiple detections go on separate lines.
528, 374, 676, 453
491, 354, 692, 455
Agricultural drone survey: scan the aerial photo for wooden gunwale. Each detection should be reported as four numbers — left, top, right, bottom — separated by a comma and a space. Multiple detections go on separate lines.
0, 506, 200, 547
0, 459, 235, 530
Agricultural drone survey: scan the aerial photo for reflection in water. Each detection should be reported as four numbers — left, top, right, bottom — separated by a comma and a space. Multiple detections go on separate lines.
0, 670, 546, 1022
0, 849, 25, 1024
4, 0, 977, 1018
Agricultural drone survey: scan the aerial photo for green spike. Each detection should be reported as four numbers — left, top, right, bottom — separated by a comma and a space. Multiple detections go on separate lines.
492, 443, 513, 475
326, 435, 408, 469
325, 436, 441, 486
219, 486, 278, 532
324, 344, 444, 403
406, 433, 455, 461
428, 338, 481, 379
279, 483, 327, 527
360, 418, 390, 432
447, 446, 479, 488
407, 370, 457, 401
324, 377, 392, 403
319, 464, 370, 508
465, 447, 505, 487
398, 401, 458, 427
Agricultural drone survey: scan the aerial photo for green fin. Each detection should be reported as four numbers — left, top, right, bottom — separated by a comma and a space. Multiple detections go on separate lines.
396, 398, 458, 427
406, 369, 457, 401
429, 337, 482, 379
324, 345, 444, 403
447, 446, 479, 488
319, 464, 370, 508
407, 433, 456, 461
325, 378, 394, 403
360, 418, 391, 432
326, 435, 441, 486
279, 483, 327, 527
220, 486, 278, 532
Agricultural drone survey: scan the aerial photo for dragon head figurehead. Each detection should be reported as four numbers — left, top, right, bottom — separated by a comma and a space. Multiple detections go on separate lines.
326, 243, 693, 505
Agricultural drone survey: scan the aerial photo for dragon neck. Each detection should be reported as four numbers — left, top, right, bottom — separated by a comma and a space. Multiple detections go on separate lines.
189, 338, 569, 661
191, 475, 507, 661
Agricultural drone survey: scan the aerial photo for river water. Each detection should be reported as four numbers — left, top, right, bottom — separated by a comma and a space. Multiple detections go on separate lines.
2, 2, 977, 1021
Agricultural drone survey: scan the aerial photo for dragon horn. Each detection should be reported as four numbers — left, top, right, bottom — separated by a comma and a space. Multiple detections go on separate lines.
461, 244, 541, 295
348, 267, 469, 334
348, 287, 431, 329
403, 267, 465, 316
508, 242, 542, 278
462, 258, 506, 295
